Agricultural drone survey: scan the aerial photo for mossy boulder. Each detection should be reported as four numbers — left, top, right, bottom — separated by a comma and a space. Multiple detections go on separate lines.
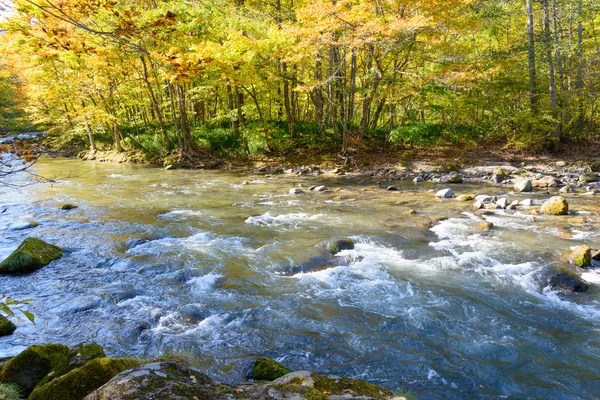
443, 173, 463, 184
578, 173, 598, 183
456, 194, 474, 202
248, 357, 291, 381
548, 266, 589, 295
0, 343, 71, 397
83, 362, 229, 400
29, 358, 139, 400
0, 315, 16, 337
0, 237, 62, 275
33, 343, 106, 389
328, 239, 355, 255
61, 204, 78, 211
569, 246, 592, 268
540, 196, 569, 216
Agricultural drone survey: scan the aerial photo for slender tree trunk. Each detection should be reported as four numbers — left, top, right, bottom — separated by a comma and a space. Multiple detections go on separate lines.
314, 52, 325, 139
282, 62, 295, 140
140, 55, 169, 143
176, 84, 194, 155
543, 0, 560, 151
527, 0, 538, 115
226, 81, 240, 138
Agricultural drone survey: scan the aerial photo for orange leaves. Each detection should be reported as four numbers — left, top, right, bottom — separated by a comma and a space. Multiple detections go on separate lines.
0, 141, 38, 163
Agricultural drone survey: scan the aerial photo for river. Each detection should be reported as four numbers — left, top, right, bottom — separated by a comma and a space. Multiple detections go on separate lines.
1, 157, 599, 399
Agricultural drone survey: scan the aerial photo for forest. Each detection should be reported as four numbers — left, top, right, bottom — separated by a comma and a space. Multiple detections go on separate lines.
0, 0, 599, 161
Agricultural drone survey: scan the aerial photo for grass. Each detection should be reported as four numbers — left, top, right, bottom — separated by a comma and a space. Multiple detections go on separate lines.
0, 383, 23, 400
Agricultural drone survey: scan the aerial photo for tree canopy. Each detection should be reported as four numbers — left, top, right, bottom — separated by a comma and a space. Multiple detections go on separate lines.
1, 0, 599, 159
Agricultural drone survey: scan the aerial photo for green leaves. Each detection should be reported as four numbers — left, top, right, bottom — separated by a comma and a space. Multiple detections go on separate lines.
0, 294, 35, 324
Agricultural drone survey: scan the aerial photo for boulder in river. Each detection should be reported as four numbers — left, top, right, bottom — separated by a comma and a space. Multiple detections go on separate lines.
569, 245, 592, 268
578, 173, 598, 183
0, 343, 71, 397
435, 188, 454, 198
7, 221, 40, 231
475, 221, 494, 231
61, 204, 78, 211
0, 315, 16, 337
548, 267, 589, 295
312, 185, 328, 192
289, 188, 303, 195
456, 194, 474, 202
540, 196, 569, 216
443, 173, 463, 184
328, 238, 355, 255
559, 185, 576, 194
413, 176, 424, 183
0, 237, 63, 274
520, 199, 534, 206
514, 179, 533, 193
247, 357, 291, 381
29, 357, 140, 400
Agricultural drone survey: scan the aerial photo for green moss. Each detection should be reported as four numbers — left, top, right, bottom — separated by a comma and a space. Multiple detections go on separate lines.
311, 373, 393, 399
328, 239, 355, 255
0, 344, 71, 397
61, 204, 78, 210
456, 194, 474, 202
34, 343, 105, 389
28, 357, 139, 400
570, 246, 592, 268
0, 315, 16, 337
249, 357, 291, 381
0, 238, 63, 274
0, 383, 22, 400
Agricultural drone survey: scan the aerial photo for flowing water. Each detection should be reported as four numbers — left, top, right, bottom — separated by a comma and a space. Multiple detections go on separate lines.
1, 158, 599, 399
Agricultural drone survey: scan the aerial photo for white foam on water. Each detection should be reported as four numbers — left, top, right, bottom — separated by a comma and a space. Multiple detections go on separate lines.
581, 270, 600, 285
245, 212, 325, 228
157, 210, 205, 220
187, 273, 222, 293
127, 232, 246, 257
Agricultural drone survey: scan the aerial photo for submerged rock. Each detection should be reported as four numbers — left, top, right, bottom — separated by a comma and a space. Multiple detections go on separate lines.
0, 343, 71, 397
548, 267, 589, 295
0, 237, 63, 274
443, 173, 463, 184
247, 357, 291, 381
328, 238, 355, 255
540, 196, 569, 216
7, 221, 39, 231
0, 315, 16, 337
289, 188, 303, 195
569, 245, 592, 268
30, 358, 140, 400
514, 179, 533, 193
61, 204, 78, 211
33, 343, 106, 389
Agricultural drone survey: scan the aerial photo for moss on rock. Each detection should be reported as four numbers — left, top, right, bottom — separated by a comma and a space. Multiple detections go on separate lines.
0, 315, 16, 337
33, 343, 106, 389
569, 246, 592, 268
0, 237, 62, 275
328, 239, 355, 255
540, 196, 569, 216
29, 358, 139, 400
0, 343, 71, 397
248, 357, 291, 381
311, 373, 393, 399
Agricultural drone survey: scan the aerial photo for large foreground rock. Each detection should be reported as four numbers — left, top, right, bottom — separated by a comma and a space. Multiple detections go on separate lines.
0, 237, 62, 274
84, 362, 399, 400
0, 343, 71, 396
540, 196, 569, 216
29, 357, 139, 400
33, 343, 106, 389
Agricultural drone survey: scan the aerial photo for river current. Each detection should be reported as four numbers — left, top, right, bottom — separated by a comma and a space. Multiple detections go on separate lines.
1, 158, 599, 399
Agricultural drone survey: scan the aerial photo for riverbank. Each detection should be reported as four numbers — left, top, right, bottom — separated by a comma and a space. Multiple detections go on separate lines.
0, 343, 415, 400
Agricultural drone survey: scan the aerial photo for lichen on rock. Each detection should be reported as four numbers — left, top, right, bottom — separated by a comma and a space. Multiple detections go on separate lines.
0, 315, 16, 337
540, 196, 569, 216
248, 357, 291, 381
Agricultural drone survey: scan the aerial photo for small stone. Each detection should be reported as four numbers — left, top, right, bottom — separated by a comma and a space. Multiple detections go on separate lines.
413, 176, 424, 183
496, 198, 508, 208
485, 203, 502, 210
569, 245, 592, 268
7, 221, 40, 231
435, 188, 454, 198
443, 173, 463, 184
559, 185, 575, 194
387, 186, 399, 191
313, 186, 328, 192
491, 173, 504, 184
405, 209, 417, 215
476, 221, 494, 231
456, 194, 474, 202
328, 239, 355, 254
475, 195, 495, 204
520, 199, 534, 206
472, 201, 484, 210
515, 179, 533, 193
540, 196, 569, 215
289, 188, 303, 195
579, 173, 598, 183
61, 204, 78, 211
556, 161, 567, 168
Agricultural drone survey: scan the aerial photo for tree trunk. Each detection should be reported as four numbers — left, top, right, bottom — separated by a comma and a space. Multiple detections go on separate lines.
140, 55, 169, 143
527, 0, 538, 115
543, 0, 560, 151
176, 84, 194, 155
